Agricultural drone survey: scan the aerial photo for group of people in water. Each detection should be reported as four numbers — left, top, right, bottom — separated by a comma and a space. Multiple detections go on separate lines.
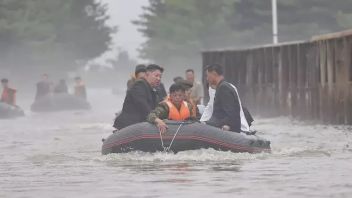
114, 63, 254, 134
0, 74, 87, 108
34, 74, 87, 101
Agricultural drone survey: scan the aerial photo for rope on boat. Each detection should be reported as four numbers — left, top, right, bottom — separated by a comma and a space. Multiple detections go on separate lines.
159, 123, 184, 152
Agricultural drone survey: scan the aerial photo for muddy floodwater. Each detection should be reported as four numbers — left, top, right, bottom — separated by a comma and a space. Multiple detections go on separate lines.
1, 89, 352, 198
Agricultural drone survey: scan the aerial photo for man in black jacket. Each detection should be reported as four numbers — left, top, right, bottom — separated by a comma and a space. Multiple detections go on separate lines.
155, 82, 167, 103
113, 64, 164, 130
205, 64, 243, 132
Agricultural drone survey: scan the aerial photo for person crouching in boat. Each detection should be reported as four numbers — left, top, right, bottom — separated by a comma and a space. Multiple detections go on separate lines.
147, 83, 197, 134
179, 79, 200, 120
1, 78, 17, 106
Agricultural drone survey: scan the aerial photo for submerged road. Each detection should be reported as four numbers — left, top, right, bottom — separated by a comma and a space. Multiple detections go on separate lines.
1, 89, 352, 198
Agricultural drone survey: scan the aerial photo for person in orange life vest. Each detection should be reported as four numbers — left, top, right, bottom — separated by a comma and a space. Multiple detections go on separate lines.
1, 78, 17, 106
74, 76, 87, 100
147, 83, 197, 134
163, 79, 200, 119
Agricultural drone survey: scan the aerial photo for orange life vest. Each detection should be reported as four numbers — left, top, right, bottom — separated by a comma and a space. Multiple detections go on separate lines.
164, 95, 196, 119
1, 87, 16, 106
166, 100, 191, 121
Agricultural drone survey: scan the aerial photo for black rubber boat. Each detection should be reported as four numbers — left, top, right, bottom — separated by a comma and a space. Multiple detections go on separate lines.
102, 121, 271, 154
0, 102, 24, 119
31, 93, 91, 112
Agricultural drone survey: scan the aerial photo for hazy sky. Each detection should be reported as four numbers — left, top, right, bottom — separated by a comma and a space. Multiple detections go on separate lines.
101, 0, 149, 61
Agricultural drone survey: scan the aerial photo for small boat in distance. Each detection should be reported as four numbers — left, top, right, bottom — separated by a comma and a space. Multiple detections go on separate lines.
31, 93, 91, 112
0, 102, 24, 119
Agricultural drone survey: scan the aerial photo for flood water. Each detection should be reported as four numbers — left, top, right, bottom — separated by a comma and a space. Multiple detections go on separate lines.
1, 89, 352, 198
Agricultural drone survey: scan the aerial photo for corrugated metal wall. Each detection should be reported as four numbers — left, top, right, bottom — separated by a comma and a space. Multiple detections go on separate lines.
202, 30, 352, 124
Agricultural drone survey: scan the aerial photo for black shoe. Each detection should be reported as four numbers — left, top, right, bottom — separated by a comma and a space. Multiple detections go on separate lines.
243, 130, 257, 135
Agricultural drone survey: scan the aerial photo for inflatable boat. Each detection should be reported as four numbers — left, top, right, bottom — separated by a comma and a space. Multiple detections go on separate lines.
102, 121, 271, 154
31, 93, 90, 112
0, 102, 24, 119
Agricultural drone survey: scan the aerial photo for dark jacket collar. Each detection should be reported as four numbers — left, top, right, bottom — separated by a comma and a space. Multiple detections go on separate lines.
138, 78, 153, 90
216, 79, 226, 90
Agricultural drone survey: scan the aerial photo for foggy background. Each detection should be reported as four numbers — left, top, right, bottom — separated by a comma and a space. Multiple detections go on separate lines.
2, 2, 352, 197
1, 0, 352, 96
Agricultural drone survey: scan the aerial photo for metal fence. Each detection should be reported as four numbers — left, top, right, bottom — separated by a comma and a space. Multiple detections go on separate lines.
202, 30, 352, 124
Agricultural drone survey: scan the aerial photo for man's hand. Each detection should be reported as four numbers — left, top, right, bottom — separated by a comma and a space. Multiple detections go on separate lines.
155, 118, 168, 134
222, 125, 230, 131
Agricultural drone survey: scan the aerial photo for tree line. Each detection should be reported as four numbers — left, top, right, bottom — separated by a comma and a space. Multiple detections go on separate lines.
134, 0, 352, 70
0, 0, 115, 75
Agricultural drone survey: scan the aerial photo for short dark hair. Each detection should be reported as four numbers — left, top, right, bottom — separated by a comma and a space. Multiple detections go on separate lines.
1, 78, 8, 83
135, 64, 147, 75
178, 80, 193, 90
146, 64, 164, 73
205, 64, 223, 75
185, 69, 194, 74
169, 83, 185, 93
173, 76, 183, 83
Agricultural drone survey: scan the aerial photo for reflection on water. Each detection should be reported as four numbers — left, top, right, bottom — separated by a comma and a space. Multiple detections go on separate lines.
1, 89, 352, 198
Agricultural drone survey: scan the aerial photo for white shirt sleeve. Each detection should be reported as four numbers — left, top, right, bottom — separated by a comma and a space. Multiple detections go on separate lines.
200, 87, 216, 122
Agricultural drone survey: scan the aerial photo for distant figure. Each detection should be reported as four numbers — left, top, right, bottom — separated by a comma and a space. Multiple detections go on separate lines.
113, 64, 164, 130
35, 74, 52, 101
147, 83, 197, 134
179, 79, 200, 119
54, 79, 68, 94
74, 76, 87, 100
127, 64, 147, 90
205, 64, 250, 132
173, 76, 184, 83
185, 69, 203, 105
1, 78, 17, 106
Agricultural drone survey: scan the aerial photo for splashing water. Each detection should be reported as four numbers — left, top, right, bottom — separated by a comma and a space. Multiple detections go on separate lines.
1, 89, 352, 198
